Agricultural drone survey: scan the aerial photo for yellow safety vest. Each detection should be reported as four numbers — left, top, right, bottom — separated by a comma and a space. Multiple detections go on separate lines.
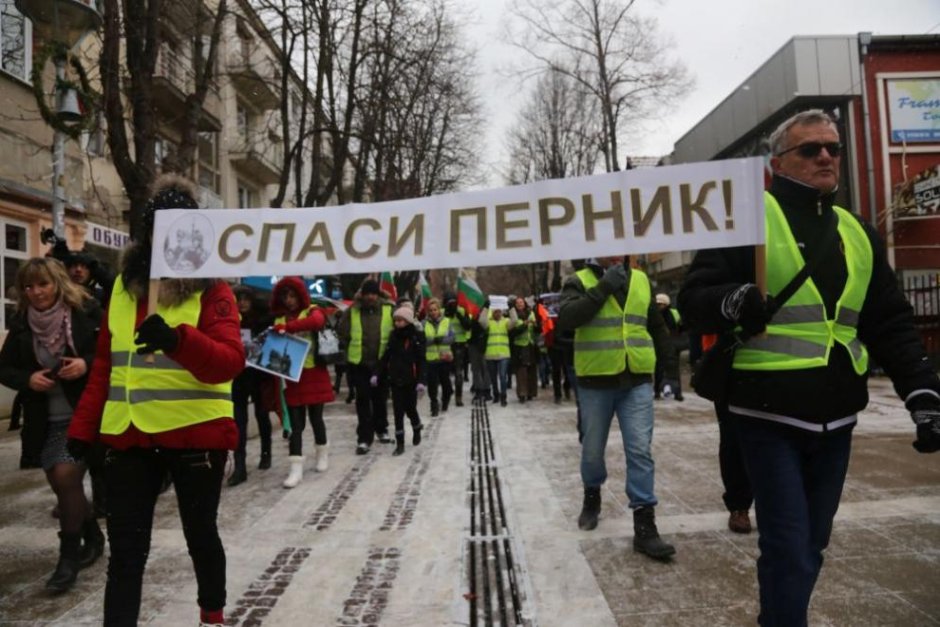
733, 192, 872, 373
485, 317, 511, 360
347, 303, 393, 365
425, 317, 452, 362
101, 277, 233, 435
512, 311, 535, 347
448, 307, 471, 343
275, 306, 318, 369
574, 268, 655, 376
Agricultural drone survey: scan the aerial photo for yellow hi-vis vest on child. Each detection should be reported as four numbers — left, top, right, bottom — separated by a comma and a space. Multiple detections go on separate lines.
733, 192, 872, 374
275, 306, 318, 369
101, 277, 233, 435
347, 304, 393, 364
485, 317, 510, 360
574, 268, 655, 376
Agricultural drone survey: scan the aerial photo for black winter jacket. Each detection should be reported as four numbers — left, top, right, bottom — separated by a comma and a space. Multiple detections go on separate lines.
678, 174, 940, 427
377, 324, 427, 387
0, 303, 99, 466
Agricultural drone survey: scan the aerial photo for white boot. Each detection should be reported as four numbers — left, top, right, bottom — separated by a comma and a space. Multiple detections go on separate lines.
282, 456, 304, 489
314, 444, 329, 472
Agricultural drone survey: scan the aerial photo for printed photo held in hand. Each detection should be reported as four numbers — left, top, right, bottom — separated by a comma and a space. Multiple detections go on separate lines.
245, 329, 312, 382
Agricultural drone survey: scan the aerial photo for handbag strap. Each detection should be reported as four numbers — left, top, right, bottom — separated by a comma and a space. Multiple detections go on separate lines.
766, 211, 839, 317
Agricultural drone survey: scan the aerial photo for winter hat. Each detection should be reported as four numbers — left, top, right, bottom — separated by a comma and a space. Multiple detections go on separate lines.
361, 279, 380, 295
655, 293, 671, 306
393, 306, 415, 325
140, 174, 199, 243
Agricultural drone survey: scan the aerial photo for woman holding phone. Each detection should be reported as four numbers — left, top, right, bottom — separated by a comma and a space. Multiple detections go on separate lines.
0, 257, 104, 592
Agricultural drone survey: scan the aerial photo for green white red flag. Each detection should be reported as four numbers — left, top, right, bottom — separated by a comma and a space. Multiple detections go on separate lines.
457, 273, 484, 318
380, 271, 397, 301
416, 272, 432, 315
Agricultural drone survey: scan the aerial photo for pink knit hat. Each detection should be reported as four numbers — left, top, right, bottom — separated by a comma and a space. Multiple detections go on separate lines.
393, 306, 415, 324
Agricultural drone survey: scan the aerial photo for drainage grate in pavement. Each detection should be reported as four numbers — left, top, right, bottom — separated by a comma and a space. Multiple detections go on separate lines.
226, 546, 311, 626
466, 398, 533, 626
380, 417, 442, 531
336, 547, 401, 626
304, 455, 379, 530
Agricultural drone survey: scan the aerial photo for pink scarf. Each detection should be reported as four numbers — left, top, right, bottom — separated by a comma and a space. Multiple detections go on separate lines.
27, 299, 74, 361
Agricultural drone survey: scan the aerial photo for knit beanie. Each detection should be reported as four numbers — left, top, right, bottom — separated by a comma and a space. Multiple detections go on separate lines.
393, 306, 415, 325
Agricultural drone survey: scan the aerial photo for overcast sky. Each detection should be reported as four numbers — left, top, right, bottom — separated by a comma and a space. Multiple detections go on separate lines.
465, 0, 940, 186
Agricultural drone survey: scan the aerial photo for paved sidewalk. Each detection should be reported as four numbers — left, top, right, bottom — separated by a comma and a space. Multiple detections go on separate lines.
0, 376, 938, 626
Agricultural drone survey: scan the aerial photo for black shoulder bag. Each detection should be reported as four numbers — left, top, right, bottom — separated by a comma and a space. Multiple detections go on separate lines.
691, 214, 839, 403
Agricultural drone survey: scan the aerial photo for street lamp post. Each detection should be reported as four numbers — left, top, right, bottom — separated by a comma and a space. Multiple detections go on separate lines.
14, 0, 102, 240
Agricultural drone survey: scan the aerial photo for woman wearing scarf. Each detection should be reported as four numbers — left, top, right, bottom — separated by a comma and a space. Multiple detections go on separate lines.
0, 257, 105, 592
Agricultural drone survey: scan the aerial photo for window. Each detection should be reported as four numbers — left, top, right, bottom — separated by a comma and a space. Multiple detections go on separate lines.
237, 183, 255, 208
1, 219, 30, 331
198, 132, 220, 192
0, 1, 31, 82
236, 102, 250, 141
155, 136, 178, 170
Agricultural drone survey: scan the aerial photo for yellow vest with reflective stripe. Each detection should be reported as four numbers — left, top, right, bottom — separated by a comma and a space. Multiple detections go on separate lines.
101, 277, 233, 435
347, 304, 393, 365
425, 317, 452, 362
449, 307, 471, 343
512, 311, 535, 347
485, 317, 510, 359
275, 306, 318, 369
574, 268, 656, 376
733, 192, 872, 373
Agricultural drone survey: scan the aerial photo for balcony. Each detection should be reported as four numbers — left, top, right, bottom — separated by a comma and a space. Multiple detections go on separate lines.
152, 43, 222, 132
228, 50, 279, 111
229, 135, 283, 186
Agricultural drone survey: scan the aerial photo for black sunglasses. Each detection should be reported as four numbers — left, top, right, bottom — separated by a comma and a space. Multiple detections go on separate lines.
777, 141, 842, 158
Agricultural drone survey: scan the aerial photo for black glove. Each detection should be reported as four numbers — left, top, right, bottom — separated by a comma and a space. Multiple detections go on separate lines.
598, 264, 629, 294
135, 314, 180, 354
908, 395, 940, 453
66, 438, 92, 462
483, 299, 490, 309
721, 284, 771, 336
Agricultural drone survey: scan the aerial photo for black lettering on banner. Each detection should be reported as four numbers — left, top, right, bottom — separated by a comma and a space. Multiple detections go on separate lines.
538, 197, 575, 245
345, 218, 381, 259
219, 224, 254, 264
296, 223, 336, 262
680, 182, 719, 233
582, 191, 625, 242
388, 214, 424, 257
259, 223, 296, 262
495, 202, 532, 249
631, 185, 673, 237
450, 207, 487, 253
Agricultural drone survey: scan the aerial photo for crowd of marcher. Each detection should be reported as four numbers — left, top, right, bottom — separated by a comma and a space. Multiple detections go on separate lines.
2, 110, 939, 627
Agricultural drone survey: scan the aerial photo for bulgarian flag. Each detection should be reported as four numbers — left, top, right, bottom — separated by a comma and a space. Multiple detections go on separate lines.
380, 271, 398, 301
457, 272, 485, 318
417, 271, 432, 315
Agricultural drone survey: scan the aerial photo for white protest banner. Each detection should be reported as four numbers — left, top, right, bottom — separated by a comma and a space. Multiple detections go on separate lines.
150, 157, 765, 278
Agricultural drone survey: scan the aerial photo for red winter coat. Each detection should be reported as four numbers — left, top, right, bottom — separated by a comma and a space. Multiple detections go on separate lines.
67, 281, 243, 450
271, 277, 335, 407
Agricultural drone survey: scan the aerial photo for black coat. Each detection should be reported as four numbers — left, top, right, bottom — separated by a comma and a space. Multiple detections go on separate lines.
0, 303, 99, 466
678, 174, 940, 425
377, 324, 427, 387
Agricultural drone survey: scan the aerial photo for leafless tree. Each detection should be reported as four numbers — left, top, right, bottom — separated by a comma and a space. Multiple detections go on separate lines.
508, 0, 691, 172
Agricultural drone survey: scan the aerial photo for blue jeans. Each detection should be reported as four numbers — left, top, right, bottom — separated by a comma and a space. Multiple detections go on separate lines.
579, 383, 656, 508
487, 359, 509, 399
736, 417, 852, 627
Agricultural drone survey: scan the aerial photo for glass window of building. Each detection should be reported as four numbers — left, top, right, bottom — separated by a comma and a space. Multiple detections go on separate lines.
0, 1, 31, 82
2, 219, 30, 331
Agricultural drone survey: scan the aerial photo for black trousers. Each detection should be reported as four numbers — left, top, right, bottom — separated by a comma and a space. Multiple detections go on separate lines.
549, 347, 571, 400
716, 403, 753, 512
391, 385, 422, 437
452, 343, 468, 400
103, 447, 226, 626
350, 364, 389, 445
232, 374, 271, 467
427, 361, 453, 412
288, 404, 326, 455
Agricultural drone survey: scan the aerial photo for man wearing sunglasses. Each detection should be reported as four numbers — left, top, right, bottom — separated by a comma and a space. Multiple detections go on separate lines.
678, 109, 940, 626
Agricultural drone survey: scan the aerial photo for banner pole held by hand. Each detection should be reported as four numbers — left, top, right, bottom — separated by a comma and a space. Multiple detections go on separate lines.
754, 244, 767, 297
145, 279, 159, 364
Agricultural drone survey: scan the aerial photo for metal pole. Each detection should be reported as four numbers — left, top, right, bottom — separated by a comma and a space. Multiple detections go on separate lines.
52, 56, 66, 239
858, 32, 878, 231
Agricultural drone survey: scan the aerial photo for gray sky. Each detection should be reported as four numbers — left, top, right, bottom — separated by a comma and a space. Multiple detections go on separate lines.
466, 0, 940, 186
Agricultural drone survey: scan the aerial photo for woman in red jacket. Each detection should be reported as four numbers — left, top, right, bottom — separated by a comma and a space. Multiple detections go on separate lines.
66, 175, 243, 627
271, 276, 335, 488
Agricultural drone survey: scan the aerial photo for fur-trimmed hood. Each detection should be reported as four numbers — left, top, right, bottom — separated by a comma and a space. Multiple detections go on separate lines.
119, 242, 215, 307
270, 276, 310, 317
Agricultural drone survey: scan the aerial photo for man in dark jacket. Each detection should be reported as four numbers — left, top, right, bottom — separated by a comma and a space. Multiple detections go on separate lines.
679, 109, 940, 627
558, 256, 677, 561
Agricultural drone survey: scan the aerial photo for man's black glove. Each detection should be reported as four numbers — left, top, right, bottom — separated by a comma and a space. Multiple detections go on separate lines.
66, 438, 92, 462
721, 283, 771, 336
908, 394, 940, 453
598, 264, 628, 294
135, 314, 180, 354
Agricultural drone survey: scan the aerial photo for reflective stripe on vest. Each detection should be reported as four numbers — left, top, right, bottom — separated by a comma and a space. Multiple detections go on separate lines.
574, 268, 655, 376
485, 317, 511, 360
513, 311, 535, 347
347, 304, 393, 364
275, 306, 318, 369
733, 192, 872, 374
425, 317, 452, 362
450, 307, 471, 343
101, 276, 233, 435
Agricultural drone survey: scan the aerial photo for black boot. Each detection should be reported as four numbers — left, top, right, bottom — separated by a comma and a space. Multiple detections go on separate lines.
228, 455, 247, 487
500, 394, 507, 407
455, 396, 464, 407
412, 423, 423, 446
393, 435, 406, 457
578, 486, 601, 530
46, 531, 81, 592
258, 445, 272, 470
79, 518, 105, 569
632, 506, 675, 561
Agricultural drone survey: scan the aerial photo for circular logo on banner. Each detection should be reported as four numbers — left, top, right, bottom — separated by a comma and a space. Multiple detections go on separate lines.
162, 213, 214, 274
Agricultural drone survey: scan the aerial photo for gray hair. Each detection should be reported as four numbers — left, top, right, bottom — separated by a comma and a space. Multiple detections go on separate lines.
769, 109, 838, 155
